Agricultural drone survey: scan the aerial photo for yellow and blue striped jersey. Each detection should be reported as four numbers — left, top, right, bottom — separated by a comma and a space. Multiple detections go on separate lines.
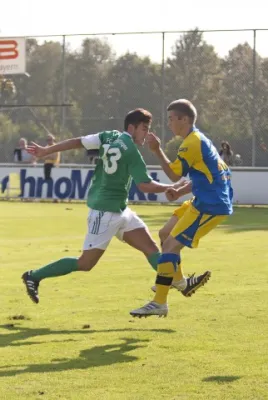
170, 128, 233, 215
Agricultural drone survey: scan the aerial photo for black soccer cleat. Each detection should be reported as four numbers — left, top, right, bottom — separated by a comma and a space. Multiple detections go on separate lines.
22, 271, 40, 304
181, 271, 211, 297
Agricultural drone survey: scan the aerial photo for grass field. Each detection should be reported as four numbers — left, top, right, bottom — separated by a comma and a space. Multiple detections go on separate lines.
0, 202, 268, 400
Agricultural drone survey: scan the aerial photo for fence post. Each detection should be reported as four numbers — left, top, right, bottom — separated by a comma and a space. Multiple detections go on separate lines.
252, 29, 257, 166
60, 35, 66, 140
161, 32, 166, 145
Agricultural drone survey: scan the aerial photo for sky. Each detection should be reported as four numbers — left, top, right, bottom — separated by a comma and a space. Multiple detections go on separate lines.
1, 0, 268, 60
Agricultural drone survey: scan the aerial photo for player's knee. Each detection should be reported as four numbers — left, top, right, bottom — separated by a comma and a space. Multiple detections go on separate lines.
151, 238, 159, 250
77, 256, 96, 271
162, 235, 182, 254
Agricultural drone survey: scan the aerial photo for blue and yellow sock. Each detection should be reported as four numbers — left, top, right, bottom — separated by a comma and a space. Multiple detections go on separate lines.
153, 253, 179, 304
173, 255, 183, 281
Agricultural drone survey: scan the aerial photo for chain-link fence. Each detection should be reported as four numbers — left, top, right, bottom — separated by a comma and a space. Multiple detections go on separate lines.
1, 29, 268, 166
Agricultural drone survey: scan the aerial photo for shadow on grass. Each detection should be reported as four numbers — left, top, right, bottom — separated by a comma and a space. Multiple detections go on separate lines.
0, 324, 175, 348
202, 375, 241, 383
0, 337, 148, 376
221, 207, 268, 233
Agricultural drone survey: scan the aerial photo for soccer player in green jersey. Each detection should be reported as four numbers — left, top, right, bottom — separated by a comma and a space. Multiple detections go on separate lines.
21, 109, 175, 304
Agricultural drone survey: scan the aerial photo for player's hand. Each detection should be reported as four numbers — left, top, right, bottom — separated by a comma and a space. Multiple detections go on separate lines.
165, 187, 179, 201
174, 178, 187, 189
146, 132, 161, 152
26, 142, 48, 158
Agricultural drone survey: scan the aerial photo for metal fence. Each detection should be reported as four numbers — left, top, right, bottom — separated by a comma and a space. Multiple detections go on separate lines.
1, 29, 268, 166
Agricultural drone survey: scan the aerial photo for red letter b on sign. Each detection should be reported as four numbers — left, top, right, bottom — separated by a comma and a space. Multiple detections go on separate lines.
0, 40, 19, 60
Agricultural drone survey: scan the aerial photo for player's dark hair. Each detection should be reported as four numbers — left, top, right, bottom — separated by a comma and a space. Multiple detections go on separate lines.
167, 99, 197, 124
124, 108, 152, 131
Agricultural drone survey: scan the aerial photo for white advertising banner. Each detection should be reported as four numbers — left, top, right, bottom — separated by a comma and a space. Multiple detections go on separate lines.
0, 37, 26, 75
0, 165, 267, 205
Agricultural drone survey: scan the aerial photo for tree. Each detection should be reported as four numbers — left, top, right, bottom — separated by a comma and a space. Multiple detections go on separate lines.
10, 40, 64, 137
105, 53, 162, 119
165, 29, 223, 134
217, 43, 268, 164
65, 38, 115, 135
0, 77, 16, 104
165, 136, 182, 162
0, 113, 19, 162
2, 32, 268, 166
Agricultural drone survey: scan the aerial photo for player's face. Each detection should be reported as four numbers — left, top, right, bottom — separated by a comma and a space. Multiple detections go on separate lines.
167, 110, 187, 136
133, 122, 151, 145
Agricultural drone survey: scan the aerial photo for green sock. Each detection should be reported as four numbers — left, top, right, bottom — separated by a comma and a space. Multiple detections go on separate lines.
31, 257, 79, 281
147, 252, 161, 272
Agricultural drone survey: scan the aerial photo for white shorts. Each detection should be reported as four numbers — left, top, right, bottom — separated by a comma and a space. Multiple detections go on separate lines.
83, 207, 147, 250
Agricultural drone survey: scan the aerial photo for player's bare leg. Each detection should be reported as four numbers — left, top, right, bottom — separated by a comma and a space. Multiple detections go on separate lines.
77, 249, 105, 271
123, 227, 162, 276
159, 215, 178, 246
123, 227, 159, 257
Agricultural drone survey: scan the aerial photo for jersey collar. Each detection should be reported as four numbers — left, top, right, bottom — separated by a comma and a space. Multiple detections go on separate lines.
187, 125, 198, 136
122, 131, 133, 140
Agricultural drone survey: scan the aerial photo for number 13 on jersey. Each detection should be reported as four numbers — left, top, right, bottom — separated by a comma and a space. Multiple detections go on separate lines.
102, 144, 122, 174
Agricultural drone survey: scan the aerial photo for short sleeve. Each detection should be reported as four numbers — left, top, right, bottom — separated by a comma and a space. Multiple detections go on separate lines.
169, 158, 184, 176
170, 139, 199, 177
128, 147, 152, 185
81, 133, 101, 150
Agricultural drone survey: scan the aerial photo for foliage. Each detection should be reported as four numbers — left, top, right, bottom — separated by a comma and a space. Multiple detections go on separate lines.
165, 135, 182, 161
1, 30, 267, 165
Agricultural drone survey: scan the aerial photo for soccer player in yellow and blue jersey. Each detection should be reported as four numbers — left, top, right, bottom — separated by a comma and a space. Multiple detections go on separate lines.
130, 99, 233, 317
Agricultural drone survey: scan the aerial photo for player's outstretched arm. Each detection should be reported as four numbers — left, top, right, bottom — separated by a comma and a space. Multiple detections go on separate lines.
147, 133, 180, 182
165, 181, 192, 201
138, 181, 173, 193
174, 180, 192, 194
27, 138, 83, 158
129, 145, 176, 194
